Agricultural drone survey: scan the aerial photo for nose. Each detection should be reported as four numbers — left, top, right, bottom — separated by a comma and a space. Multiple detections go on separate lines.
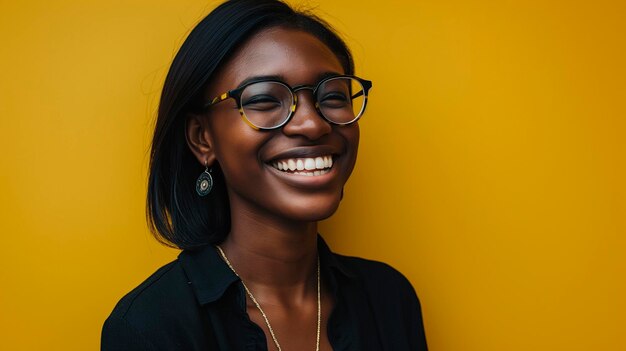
281, 91, 332, 140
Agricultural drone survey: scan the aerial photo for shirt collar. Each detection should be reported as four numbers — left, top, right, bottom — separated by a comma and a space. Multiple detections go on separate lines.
317, 235, 357, 280
178, 243, 239, 305
178, 234, 357, 306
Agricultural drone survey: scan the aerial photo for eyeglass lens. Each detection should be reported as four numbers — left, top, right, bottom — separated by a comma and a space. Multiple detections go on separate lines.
239, 77, 366, 129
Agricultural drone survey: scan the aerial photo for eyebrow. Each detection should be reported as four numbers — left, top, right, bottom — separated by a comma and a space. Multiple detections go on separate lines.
236, 71, 344, 88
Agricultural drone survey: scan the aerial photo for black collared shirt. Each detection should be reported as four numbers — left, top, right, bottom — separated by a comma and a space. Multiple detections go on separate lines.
102, 236, 428, 350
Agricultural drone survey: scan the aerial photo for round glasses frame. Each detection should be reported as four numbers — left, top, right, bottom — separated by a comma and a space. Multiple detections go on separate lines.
203, 75, 373, 130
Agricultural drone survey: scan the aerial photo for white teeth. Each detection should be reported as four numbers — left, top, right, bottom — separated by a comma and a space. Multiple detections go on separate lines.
315, 157, 324, 169
270, 155, 334, 175
304, 158, 316, 170
293, 169, 330, 176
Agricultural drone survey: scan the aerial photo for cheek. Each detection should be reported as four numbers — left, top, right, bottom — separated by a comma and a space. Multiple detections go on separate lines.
349, 124, 360, 150
208, 116, 266, 176
341, 123, 360, 162
330, 124, 360, 186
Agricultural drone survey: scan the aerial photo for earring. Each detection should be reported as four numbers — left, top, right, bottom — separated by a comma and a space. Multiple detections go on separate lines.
195, 161, 213, 196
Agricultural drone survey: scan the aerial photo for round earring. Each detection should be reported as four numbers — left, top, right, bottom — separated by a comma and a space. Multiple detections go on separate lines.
195, 161, 213, 196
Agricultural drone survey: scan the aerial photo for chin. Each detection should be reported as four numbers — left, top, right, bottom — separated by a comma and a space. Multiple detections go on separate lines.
280, 195, 343, 223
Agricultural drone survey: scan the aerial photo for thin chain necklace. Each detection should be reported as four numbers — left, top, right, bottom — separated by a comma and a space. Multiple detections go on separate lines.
216, 246, 321, 351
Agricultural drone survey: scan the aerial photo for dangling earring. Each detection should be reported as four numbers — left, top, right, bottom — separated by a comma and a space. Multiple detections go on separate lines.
196, 160, 213, 196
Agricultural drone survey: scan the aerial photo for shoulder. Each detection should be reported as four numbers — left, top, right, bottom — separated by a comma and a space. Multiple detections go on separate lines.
105, 260, 194, 321
333, 254, 425, 323
333, 254, 429, 349
102, 260, 203, 350
335, 254, 419, 300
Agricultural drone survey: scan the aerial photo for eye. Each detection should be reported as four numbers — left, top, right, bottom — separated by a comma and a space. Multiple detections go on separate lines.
242, 95, 283, 111
319, 92, 349, 108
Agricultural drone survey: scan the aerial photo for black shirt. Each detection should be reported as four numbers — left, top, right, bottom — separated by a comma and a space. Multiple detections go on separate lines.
101, 236, 428, 350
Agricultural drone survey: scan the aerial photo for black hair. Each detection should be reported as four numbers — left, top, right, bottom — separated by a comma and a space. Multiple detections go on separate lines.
146, 0, 355, 250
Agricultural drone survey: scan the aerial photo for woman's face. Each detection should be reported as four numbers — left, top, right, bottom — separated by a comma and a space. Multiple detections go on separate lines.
192, 27, 359, 223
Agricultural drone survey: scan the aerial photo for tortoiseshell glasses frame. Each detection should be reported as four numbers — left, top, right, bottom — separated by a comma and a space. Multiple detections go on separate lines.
203, 75, 373, 130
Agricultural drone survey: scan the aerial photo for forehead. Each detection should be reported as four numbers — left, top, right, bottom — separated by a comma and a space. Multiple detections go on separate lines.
213, 27, 345, 91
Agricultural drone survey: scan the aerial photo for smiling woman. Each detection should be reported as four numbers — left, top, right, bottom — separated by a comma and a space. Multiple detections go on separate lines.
101, 1, 427, 350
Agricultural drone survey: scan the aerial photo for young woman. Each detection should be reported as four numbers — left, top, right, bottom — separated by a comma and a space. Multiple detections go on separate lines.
102, 1, 427, 350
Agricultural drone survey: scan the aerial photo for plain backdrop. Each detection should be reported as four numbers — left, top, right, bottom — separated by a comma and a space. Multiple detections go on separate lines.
0, 0, 624, 350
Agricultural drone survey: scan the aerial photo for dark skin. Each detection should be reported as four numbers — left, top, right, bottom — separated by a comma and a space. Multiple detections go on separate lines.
186, 27, 359, 351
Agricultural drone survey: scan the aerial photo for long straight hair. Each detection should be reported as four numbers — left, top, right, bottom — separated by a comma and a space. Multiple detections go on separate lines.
147, 0, 355, 250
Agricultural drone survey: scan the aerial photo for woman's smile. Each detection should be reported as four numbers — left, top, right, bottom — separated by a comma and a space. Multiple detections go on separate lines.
264, 144, 341, 187
272, 154, 333, 173
271, 155, 333, 175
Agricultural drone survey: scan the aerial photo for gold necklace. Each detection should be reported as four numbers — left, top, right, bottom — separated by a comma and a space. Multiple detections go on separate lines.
216, 246, 321, 351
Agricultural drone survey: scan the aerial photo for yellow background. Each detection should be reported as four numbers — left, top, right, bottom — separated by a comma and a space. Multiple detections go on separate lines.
1, 0, 624, 350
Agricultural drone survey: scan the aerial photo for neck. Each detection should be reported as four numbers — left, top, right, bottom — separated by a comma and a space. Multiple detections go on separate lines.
219, 198, 319, 304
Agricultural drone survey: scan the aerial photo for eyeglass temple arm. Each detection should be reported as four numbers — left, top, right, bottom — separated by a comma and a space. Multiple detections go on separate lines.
351, 90, 365, 99
351, 79, 372, 99
204, 92, 230, 109
351, 79, 373, 100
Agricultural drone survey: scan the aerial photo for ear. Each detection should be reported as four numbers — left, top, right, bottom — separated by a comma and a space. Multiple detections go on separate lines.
185, 113, 217, 167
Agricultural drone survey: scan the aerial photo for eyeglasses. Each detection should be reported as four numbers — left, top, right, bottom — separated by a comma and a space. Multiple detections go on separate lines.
204, 75, 373, 130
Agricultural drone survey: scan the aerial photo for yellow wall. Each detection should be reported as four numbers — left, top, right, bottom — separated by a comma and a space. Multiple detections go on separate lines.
1, 0, 624, 350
